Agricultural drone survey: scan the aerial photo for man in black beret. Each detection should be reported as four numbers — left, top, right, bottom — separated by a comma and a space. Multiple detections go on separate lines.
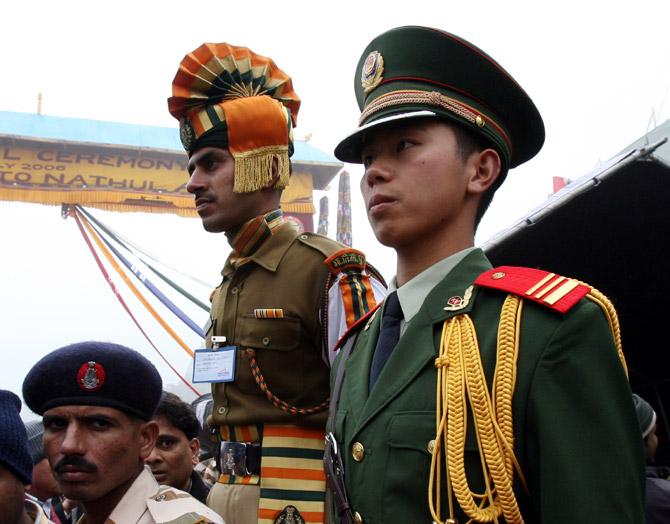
22, 341, 224, 524
24, 421, 61, 507
326, 26, 644, 523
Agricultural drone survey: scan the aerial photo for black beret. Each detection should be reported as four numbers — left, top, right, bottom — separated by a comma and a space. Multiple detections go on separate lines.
335, 26, 545, 171
23, 341, 162, 421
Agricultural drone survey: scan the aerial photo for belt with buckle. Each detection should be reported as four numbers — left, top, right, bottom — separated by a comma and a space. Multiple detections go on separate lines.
217, 441, 262, 476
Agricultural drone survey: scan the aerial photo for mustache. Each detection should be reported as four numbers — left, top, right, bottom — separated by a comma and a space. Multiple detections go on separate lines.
194, 191, 216, 202
54, 455, 98, 474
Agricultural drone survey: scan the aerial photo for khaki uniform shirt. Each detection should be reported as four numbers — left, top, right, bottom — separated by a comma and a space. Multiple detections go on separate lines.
76, 467, 223, 524
208, 225, 356, 428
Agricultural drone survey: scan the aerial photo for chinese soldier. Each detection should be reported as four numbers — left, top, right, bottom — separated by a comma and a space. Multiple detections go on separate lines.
325, 26, 644, 523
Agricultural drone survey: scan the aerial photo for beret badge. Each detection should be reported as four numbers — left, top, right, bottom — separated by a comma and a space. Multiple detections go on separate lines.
77, 361, 105, 392
361, 50, 384, 93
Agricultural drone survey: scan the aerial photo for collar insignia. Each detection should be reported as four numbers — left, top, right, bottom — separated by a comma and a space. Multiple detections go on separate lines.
444, 285, 473, 311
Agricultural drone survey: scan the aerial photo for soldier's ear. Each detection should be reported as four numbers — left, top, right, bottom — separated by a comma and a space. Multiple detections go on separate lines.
189, 438, 201, 465
264, 156, 280, 189
138, 420, 159, 460
466, 148, 501, 196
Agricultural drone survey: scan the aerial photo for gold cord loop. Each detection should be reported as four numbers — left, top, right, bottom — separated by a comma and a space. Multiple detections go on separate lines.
583, 286, 628, 377
429, 295, 525, 524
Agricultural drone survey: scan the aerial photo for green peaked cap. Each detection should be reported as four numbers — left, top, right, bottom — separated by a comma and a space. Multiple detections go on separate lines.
335, 26, 545, 171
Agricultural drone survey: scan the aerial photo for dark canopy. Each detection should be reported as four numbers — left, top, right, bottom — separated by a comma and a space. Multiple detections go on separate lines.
484, 121, 670, 458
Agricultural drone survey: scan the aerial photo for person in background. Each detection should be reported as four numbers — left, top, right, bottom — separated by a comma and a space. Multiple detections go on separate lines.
633, 393, 670, 523
191, 394, 219, 486
0, 389, 53, 524
24, 420, 80, 523
146, 391, 211, 503
25, 421, 60, 503
167, 41, 385, 524
22, 341, 224, 524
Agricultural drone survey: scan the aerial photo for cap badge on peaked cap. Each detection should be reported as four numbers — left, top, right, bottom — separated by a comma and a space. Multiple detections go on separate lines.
361, 51, 384, 93
335, 26, 545, 173
77, 361, 105, 392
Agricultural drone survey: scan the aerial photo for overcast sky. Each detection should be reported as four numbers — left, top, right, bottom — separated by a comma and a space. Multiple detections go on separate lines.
1, 0, 669, 415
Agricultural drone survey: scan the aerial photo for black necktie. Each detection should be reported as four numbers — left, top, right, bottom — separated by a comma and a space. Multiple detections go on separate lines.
369, 291, 403, 391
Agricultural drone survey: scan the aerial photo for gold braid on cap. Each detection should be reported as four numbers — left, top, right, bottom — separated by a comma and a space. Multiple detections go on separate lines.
360, 89, 512, 155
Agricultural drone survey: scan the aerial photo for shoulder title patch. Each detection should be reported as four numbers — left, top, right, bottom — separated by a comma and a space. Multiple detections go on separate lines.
325, 248, 367, 274
475, 266, 591, 314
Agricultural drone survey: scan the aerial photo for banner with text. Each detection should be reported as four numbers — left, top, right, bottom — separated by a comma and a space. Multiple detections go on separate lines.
0, 141, 316, 217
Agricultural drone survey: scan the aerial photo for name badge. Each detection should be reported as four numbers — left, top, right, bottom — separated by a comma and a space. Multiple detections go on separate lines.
192, 346, 237, 383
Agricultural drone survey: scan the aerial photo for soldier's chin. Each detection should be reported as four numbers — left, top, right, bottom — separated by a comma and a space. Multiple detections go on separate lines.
201, 217, 227, 233
369, 224, 400, 248
59, 484, 96, 502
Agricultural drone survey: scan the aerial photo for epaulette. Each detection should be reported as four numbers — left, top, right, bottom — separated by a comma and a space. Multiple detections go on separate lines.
475, 266, 591, 314
148, 484, 222, 522
296, 232, 345, 258
334, 302, 382, 351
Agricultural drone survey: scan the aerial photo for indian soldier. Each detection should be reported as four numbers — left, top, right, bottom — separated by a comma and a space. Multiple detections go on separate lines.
22, 341, 224, 524
167, 42, 385, 524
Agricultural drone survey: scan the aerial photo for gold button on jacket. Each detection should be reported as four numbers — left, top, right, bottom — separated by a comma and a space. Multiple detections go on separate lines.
352, 442, 365, 462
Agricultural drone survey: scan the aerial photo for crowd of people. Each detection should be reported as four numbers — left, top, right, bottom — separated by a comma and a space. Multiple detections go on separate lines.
2, 25, 663, 524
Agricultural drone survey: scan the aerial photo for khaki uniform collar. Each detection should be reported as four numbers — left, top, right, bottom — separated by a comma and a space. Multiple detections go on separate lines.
77, 467, 156, 524
223, 222, 300, 276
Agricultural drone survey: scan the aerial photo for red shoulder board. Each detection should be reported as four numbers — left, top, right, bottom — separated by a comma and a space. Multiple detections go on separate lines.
334, 302, 382, 351
325, 248, 366, 274
475, 266, 591, 314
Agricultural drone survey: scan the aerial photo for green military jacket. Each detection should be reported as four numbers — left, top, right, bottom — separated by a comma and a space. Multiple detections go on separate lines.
330, 249, 644, 523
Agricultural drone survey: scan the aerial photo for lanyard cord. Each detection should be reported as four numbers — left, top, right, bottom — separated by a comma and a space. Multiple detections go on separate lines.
429, 295, 526, 524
